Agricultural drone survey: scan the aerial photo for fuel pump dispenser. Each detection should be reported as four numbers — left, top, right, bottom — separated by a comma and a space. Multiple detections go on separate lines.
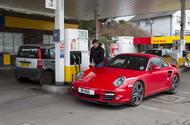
64, 29, 89, 84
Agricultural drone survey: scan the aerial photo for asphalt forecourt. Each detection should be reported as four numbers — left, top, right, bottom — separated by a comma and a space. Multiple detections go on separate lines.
0, 68, 189, 125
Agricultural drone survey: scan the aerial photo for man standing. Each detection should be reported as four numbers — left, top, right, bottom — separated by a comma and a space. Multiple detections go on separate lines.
90, 40, 105, 67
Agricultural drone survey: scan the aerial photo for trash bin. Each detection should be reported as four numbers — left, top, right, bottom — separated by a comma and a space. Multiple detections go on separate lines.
3, 52, 11, 65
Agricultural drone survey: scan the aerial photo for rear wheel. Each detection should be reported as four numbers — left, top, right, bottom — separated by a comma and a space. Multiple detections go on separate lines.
40, 71, 54, 85
130, 81, 144, 107
169, 74, 179, 94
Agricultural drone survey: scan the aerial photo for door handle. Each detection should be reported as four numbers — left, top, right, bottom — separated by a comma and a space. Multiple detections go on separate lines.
168, 71, 172, 77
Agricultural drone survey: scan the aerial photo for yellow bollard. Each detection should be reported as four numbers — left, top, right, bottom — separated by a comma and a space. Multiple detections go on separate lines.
3, 53, 11, 65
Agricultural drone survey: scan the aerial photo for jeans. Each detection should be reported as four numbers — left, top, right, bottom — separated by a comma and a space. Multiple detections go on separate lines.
95, 62, 104, 67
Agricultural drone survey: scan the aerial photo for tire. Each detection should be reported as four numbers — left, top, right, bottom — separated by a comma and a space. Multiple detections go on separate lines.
169, 74, 180, 94
130, 81, 144, 107
40, 71, 54, 85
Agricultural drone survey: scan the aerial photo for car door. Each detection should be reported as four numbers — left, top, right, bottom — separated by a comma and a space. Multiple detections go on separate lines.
49, 47, 55, 72
147, 57, 167, 94
42, 47, 55, 71
160, 58, 172, 89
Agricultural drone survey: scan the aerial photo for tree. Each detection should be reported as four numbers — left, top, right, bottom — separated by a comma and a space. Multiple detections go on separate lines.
100, 21, 150, 40
79, 20, 96, 38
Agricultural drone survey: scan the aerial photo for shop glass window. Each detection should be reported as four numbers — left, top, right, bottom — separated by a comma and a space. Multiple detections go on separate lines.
0, 32, 23, 55
0, 33, 3, 52
43, 35, 53, 44
14, 33, 23, 54
4, 33, 14, 55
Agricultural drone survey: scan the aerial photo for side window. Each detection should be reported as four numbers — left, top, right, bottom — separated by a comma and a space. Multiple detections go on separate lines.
42, 49, 50, 59
150, 58, 161, 67
160, 59, 169, 68
50, 47, 55, 59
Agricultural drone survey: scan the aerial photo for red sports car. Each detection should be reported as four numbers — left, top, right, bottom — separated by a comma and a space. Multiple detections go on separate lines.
72, 53, 180, 106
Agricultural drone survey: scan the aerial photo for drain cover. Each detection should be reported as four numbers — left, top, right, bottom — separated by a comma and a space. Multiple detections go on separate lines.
152, 95, 185, 104
155, 95, 179, 102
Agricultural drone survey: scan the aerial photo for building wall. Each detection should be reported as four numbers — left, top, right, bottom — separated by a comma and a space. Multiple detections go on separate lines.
137, 17, 171, 36
172, 10, 190, 35
152, 17, 171, 36
133, 10, 190, 36
138, 20, 151, 33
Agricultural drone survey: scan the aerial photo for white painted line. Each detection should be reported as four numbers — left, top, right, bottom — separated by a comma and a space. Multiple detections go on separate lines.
178, 91, 190, 95
141, 105, 186, 116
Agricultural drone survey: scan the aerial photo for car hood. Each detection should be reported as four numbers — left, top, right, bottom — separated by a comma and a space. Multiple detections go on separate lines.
75, 67, 145, 90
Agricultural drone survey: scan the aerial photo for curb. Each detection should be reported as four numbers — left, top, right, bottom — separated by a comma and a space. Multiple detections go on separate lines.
42, 84, 72, 95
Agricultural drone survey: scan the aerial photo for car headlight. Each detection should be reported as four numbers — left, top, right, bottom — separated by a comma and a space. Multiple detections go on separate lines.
76, 71, 84, 80
113, 76, 127, 87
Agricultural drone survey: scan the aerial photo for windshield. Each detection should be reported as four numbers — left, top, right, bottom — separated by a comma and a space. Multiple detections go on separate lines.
105, 55, 149, 71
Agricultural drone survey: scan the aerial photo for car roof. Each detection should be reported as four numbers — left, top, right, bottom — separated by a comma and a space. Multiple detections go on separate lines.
20, 44, 54, 49
119, 53, 159, 59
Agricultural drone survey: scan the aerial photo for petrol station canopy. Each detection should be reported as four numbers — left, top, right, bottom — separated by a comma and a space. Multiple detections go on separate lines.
0, 0, 190, 20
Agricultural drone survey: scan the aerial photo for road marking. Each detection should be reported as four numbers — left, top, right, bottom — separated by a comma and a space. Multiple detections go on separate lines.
141, 105, 180, 115
150, 95, 186, 104
17, 122, 35, 125
141, 105, 190, 117
178, 91, 190, 95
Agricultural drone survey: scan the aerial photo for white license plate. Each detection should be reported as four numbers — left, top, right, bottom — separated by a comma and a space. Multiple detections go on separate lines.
78, 88, 95, 95
20, 63, 31, 68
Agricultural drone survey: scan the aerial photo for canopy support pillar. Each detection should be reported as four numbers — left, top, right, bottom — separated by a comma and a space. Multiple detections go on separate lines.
55, 0, 65, 85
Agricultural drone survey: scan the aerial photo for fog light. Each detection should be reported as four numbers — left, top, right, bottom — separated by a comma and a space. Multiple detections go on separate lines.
105, 93, 115, 96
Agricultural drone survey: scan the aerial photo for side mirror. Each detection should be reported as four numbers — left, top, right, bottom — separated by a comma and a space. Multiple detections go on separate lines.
89, 65, 94, 69
149, 65, 161, 71
170, 64, 178, 68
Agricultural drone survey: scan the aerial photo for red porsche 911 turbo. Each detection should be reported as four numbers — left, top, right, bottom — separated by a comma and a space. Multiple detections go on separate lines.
72, 53, 180, 106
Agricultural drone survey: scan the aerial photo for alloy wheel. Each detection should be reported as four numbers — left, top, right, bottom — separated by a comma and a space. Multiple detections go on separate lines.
171, 75, 179, 94
132, 82, 144, 106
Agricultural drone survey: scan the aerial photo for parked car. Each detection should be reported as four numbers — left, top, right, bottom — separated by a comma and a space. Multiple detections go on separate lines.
145, 49, 179, 66
15, 44, 55, 85
145, 49, 171, 57
72, 53, 180, 106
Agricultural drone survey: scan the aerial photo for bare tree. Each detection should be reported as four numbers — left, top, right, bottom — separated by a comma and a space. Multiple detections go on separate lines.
101, 21, 150, 40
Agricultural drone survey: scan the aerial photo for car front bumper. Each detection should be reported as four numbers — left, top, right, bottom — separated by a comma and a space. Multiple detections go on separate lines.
72, 85, 132, 105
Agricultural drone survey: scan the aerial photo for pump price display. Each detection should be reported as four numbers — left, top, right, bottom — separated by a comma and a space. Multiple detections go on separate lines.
78, 88, 95, 95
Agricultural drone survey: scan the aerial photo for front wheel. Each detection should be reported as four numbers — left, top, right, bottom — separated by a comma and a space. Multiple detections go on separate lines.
169, 74, 180, 94
130, 81, 144, 107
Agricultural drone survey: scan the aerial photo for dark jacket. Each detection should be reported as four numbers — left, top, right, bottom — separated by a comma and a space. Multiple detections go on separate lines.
90, 46, 105, 65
